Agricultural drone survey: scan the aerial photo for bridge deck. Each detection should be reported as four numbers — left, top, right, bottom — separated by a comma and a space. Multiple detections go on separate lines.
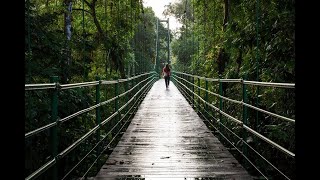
95, 79, 252, 179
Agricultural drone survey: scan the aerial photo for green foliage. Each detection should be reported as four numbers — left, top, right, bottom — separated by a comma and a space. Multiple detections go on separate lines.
25, 0, 295, 178
25, 0, 163, 179
167, 0, 295, 179
171, 35, 196, 71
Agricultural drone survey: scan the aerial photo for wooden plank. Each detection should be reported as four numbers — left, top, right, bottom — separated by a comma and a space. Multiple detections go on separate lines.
95, 79, 252, 179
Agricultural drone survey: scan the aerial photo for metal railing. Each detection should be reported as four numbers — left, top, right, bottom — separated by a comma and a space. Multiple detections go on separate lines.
172, 71, 295, 180
25, 72, 157, 180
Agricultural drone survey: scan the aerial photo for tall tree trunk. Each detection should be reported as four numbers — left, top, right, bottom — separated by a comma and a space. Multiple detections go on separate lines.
217, 0, 230, 95
62, 0, 72, 83
217, 0, 230, 76
236, 48, 243, 76
223, 0, 230, 31
85, 0, 126, 78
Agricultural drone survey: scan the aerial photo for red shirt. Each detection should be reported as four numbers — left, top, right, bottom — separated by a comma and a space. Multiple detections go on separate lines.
163, 67, 171, 76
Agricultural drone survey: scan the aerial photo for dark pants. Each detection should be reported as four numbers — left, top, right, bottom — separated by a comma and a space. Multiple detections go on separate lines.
164, 76, 170, 88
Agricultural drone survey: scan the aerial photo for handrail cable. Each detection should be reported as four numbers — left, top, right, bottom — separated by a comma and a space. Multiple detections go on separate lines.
173, 74, 295, 123
61, 76, 155, 180
78, 77, 156, 179
173, 71, 295, 88
173, 75, 295, 158
25, 73, 156, 180
174, 75, 292, 179
25, 75, 154, 139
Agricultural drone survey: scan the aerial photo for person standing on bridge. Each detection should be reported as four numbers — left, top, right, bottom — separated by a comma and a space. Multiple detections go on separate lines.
162, 64, 171, 89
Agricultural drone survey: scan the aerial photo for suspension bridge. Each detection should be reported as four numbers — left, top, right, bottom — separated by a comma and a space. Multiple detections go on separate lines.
25, 0, 295, 179
25, 71, 295, 180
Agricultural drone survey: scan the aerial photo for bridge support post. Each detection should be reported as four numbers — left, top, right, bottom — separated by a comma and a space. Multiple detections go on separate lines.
125, 78, 129, 117
95, 76, 101, 168
132, 74, 136, 108
197, 77, 200, 112
115, 80, 119, 133
184, 74, 187, 94
192, 76, 195, 107
181, 73, 183, 93
218, 75, 223, 140
189, 75, 191, 102
185, 74, 187, 95
205, 77, 208, 113
186, 75, 189, 101
50, 76, 59, 180
242, 76, 248, 165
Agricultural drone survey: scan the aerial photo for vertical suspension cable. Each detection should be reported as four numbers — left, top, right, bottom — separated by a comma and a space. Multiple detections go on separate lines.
133, 1, 137, 75
192, 0, 194, 74
26, 0, 31, 104
125, 0, 128, 76
167, 19, 170, 65
138, 2, 142, 74
26, 0, 32, 138
106, 0, 108, 26
104, 0, 108, 76
213, 0, 216, 57
142, 12, 145, 73
105, 0, 107, 29
185, 0, 188, 41
197, 1, 200, 75
104, 0, 108, 112
141, 5, 143, 73
256, 0, 260, 130
27, 0, 31, 77
130, 0, 133, 76
141, 2, 144, 74
117, 0, 120, 75
136, 1, 140, 74
203, 0, 206, 57
144, 19, 146, 72
82, 0, 85, 79
155, 19, 159, 74
137, 17, 140, 74
184, 0, 187, 72
226, 0, 231, 59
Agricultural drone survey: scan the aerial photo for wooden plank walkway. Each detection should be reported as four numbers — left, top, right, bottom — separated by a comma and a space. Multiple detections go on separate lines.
95, 79, 252, 179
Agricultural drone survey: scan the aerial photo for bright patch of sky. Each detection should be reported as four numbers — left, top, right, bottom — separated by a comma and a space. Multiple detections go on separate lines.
143, 0, 182, 32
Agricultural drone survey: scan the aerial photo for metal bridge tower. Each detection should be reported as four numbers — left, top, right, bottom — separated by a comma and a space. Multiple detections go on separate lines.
155, 18, 170, 75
